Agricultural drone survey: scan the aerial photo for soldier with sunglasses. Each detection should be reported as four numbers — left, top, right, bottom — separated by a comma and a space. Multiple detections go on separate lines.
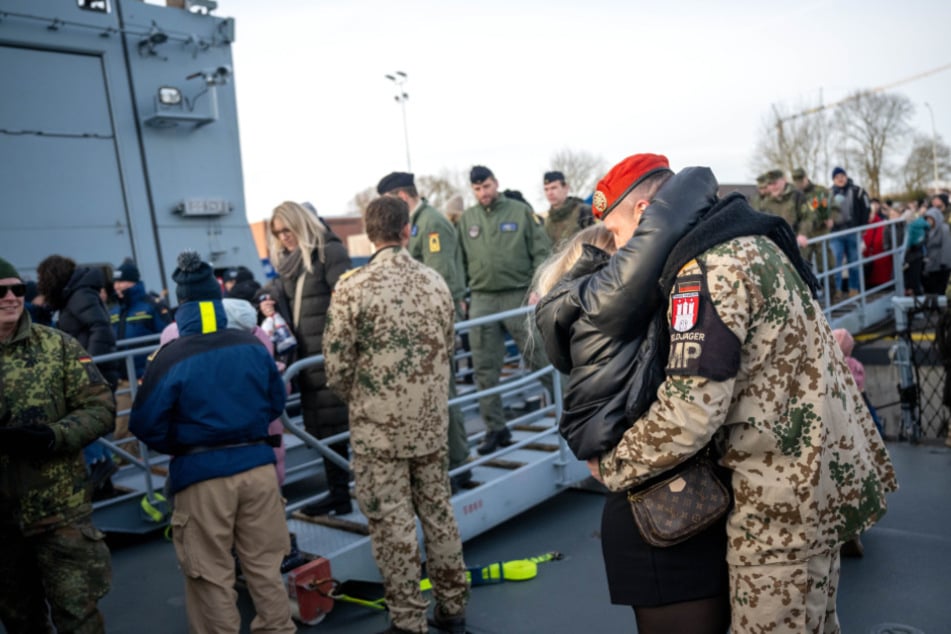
0, 256, 116, 634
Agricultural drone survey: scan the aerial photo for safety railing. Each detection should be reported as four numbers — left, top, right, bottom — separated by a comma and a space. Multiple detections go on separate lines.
804, 217, 906, 331
90, 307, 570, 520
278, 305, 568, 514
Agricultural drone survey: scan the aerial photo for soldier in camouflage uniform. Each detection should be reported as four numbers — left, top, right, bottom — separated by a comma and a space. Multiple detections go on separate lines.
324, 196, 469, 634
793, 167, 833, 274
583, 158, 897, 633
751, 172, 769, 209
457, 165, 553, 455
759, 169, 811, 245
542, 170, 595, 248
0, 256, 115, 634
377, 172, 472, 487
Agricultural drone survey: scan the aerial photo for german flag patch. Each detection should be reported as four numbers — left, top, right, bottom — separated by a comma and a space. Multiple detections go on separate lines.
78, 355, 103, 383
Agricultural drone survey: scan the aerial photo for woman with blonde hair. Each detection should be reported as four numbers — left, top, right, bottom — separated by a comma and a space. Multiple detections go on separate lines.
260, 201, 353, 515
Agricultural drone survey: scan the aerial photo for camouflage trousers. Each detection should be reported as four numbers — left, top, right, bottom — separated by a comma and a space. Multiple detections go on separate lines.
468, 289, 554, 432
729, 549, 841, 634
353, 450, 469, 633
0, 519, 111, 634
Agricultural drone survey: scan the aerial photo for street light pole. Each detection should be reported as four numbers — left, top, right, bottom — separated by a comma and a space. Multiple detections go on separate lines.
924, 102, 939, 191
385, 71, 411, 171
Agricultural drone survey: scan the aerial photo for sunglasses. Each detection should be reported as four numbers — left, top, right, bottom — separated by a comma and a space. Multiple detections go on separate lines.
0, 283, 26, 298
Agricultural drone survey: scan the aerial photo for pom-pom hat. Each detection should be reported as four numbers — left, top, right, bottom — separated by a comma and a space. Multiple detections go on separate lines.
172, 250, 222, 303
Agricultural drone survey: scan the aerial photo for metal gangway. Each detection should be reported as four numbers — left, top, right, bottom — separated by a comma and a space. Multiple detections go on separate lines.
90, 217, 917, 566
90, 308, 589, 567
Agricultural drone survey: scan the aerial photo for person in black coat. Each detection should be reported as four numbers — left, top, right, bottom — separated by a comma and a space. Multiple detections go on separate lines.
37, 256, 119, 389
37, 254, 119, 496
260, 201, 353, 516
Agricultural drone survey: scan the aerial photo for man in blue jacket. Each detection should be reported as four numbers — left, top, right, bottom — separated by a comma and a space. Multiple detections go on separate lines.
130, 251, 295, 634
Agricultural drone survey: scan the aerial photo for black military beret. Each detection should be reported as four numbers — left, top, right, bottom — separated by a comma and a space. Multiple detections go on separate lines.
766, 169, 784, 182
792, 167, 806, 180
756, 172, 769, 186
543, 171, 565, 185
470, 165, 494, 184
376, 171, 414, 195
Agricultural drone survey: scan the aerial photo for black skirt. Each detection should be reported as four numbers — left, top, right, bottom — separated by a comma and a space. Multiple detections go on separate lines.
601, 489, 729, 607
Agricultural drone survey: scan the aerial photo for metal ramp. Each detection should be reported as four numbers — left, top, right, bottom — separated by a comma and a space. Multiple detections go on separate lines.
280, 357, 590, 584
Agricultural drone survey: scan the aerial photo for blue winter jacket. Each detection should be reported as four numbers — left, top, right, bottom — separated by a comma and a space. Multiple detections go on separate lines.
110, 281, 171, 378
129, 300, 285, 494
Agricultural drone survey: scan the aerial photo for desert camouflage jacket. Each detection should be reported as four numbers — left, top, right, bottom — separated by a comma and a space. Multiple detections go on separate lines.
598, 235, 898, 566
0, 313, 116, 535
324, 247, 455, 458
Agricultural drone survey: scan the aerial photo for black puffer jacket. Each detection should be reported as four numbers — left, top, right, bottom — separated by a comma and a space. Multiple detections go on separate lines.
267, 230, 352, 436
57, 266, 120, 390
535, 167, 717, 459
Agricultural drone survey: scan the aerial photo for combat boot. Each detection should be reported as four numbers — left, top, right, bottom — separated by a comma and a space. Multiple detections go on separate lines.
476, 427, 512, 455
429, 604, 466, 634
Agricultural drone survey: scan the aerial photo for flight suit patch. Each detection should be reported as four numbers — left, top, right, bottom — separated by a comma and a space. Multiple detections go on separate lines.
666, 270, 741, 381
428, 232, 441, 253
500, 222, 518, 232
468, 225, 481, 238
411, 225, 419, 237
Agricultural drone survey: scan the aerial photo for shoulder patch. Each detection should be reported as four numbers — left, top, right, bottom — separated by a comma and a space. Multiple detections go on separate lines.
411, 225, 419, 237
338, 267, 361, 282
666, 266, 741, 381
677, 259, 699, 277
78, 354, 105, 384
428, 232, 441, 253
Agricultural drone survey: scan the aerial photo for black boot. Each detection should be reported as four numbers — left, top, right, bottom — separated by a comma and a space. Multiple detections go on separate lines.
476, 427, 512, 455
303, 443, 352, 516
429, 604, 466, 634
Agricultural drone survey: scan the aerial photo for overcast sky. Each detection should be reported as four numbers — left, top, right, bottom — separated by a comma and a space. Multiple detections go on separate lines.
218, 0, 951, 221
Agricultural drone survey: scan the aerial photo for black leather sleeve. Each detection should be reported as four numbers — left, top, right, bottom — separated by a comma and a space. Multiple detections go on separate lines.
574, 166, 719, 341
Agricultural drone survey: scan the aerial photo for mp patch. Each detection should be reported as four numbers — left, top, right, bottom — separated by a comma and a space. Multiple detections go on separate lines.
666, 269, 741, 381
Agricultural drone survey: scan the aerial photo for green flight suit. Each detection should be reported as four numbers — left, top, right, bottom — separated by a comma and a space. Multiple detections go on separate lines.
408, 199, 468, 468
457, 195, 553, 432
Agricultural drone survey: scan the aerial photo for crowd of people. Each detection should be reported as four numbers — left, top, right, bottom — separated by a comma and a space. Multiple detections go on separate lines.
752, 166, 951, 301
7, 152, 946, 633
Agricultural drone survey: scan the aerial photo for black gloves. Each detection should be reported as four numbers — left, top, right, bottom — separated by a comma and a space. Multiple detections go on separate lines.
0, 425, 56, 458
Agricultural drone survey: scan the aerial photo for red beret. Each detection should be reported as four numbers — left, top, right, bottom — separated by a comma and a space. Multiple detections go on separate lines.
592, 153, 671, 220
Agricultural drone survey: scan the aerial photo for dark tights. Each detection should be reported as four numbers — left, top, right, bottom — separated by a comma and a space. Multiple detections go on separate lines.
633, 595, 730, 634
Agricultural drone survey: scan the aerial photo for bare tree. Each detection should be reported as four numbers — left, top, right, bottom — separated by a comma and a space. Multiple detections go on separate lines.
901, 133, 951, 195
348, 186, 377, 215
548, 148, 606, 199
418, 169, 471, 210
832, 91, 914, 197
750, 101, 833, 182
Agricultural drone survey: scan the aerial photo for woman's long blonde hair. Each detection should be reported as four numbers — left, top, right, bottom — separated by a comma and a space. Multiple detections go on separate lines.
268, 201, 331, 274
533, 224, 616, 298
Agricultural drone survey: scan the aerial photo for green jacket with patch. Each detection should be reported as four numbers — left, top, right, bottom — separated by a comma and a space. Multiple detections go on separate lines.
458, 195, 551, 293
0, 313, 116, 535
409, 199, 466, 303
